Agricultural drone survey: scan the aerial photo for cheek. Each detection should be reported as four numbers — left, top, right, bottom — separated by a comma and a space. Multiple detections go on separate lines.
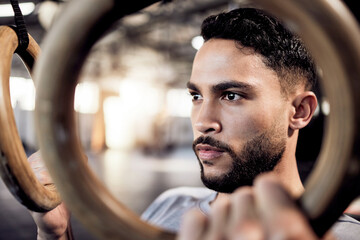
227, 116, 265, 141
223, 107, 270, 141
224, 105, 289, 149
190, 110, 198, 140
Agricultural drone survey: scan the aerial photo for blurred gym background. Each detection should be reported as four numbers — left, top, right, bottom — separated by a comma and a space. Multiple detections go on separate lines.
0, 0, 359, 239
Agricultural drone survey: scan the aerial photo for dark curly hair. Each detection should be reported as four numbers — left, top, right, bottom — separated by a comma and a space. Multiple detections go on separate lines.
201, 8, 317, 96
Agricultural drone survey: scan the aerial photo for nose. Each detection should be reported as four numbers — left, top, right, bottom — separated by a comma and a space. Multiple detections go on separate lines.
192, 101, 222, 134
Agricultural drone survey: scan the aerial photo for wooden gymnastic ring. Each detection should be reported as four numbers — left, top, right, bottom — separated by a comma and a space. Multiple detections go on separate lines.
0, 26, 61, 212
33, 0, 360, 239
251, 0, 360, 235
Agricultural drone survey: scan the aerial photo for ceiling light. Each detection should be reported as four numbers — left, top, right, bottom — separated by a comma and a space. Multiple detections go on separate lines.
321, 99, 331, 116
0, 2, 35, 17
191, 36, 204, 50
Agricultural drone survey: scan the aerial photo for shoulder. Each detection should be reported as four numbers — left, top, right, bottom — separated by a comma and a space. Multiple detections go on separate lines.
141, 187, 215, 232
331, 214, 360, 240
153, 186, 215, 202
142, 186, 215, 217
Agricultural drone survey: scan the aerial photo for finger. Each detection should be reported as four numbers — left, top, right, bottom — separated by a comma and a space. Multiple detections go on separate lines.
205, 197, 231, 240
322, 230, 337, 240
28, 150, 53, 185
229, 187, 257, 225
227, 187, 264, 240
254, 174, 318, 240
30, 202, 70, 237
177, 209, 207, 240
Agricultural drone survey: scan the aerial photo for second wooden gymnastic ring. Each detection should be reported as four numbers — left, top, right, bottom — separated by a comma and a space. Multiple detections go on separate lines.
0, 26, 61, 212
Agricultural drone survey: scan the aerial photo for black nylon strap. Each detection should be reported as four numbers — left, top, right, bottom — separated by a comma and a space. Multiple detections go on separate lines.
10, 0, 29, 52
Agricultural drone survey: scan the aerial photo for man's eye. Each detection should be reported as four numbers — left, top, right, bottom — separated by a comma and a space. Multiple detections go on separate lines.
190, 93, 202, 101
223, 92, 242, 101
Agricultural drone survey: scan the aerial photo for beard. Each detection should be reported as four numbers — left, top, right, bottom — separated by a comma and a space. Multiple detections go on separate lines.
192, 128, 286, 193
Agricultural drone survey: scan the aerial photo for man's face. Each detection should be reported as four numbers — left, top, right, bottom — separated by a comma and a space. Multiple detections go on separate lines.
188, 39, 290, 193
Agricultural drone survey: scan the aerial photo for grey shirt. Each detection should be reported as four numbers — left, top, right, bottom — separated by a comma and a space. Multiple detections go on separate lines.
141, 187, 360, 239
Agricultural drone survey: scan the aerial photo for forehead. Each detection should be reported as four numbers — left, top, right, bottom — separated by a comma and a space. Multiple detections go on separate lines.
190, 39, 280, 93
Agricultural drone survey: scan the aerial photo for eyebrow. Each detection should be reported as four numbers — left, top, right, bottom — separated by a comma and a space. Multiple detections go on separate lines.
186, 82, 199, 92
212, 81, 253, 92
186, 80, 254, 93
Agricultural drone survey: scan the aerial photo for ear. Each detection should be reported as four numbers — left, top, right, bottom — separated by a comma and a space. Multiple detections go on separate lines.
289, 91, 318, 130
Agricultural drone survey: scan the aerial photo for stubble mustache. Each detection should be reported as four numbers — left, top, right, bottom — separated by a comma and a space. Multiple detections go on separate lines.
192, 136, 233, 154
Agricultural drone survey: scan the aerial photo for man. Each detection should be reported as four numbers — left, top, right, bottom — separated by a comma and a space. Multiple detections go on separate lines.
142, 6, 315, 229
141, 8, 359, 239
30, 7, 360, 240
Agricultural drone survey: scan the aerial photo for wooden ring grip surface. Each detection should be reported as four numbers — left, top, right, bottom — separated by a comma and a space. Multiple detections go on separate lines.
0, 26, 61, 212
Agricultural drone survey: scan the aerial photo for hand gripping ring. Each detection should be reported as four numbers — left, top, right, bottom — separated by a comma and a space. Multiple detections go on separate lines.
0, 26, 61, 212
33, 0, 360, 239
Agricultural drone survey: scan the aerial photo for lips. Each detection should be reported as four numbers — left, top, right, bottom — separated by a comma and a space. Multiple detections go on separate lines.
196, 144, 225, 161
